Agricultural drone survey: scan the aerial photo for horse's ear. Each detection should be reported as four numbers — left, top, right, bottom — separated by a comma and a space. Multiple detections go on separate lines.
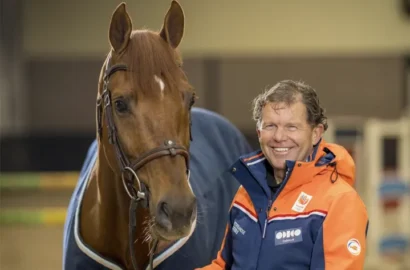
109, 3, 132, 53
160, 0, 185, 48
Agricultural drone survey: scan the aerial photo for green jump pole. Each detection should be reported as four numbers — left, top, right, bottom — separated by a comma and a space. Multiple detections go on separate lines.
0, 207, 67, 225
0, 172, 79, 190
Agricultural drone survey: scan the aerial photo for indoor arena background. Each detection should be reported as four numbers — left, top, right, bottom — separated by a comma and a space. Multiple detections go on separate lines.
0, 0, 409, 269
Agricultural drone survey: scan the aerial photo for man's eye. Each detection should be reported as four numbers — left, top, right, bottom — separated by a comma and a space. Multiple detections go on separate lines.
114, 99, 128, 113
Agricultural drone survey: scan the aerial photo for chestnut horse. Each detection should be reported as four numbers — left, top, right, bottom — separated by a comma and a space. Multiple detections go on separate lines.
62, 1, 252, 270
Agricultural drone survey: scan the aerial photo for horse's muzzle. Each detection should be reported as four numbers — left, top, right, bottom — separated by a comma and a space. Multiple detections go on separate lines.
155, 195, 197, 235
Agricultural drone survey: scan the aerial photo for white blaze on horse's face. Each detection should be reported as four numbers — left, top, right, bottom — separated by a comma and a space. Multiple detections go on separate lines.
154, 75, 165, 96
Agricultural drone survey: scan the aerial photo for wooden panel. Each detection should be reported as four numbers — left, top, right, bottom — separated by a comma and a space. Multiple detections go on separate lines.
26, 58, 102, 132
220, 56, 404, 130
25, 57, 205, 132
25, 56, 404, 134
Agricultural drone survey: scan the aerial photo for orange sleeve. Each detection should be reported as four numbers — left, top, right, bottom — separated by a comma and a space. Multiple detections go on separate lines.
195, 187, 246, 270
311, 191, 369, 269
195, 223, 230, 270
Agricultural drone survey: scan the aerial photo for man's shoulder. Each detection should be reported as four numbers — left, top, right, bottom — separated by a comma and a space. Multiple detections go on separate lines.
229, 149, 264, 168
302, 171, 366, 214
319, 178, 367, 212
229, 185, 257, 215
325, 175, 360, 198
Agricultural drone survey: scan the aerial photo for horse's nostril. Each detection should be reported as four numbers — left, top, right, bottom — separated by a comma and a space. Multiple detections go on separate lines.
160, 202, 171, 217
156, 197, 197, 232
156, 201, 172, 231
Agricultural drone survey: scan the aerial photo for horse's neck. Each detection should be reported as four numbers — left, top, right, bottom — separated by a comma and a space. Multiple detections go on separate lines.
79, 150, 151, 269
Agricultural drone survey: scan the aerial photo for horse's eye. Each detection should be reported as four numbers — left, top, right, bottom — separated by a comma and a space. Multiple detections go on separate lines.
114, 99, 128, 113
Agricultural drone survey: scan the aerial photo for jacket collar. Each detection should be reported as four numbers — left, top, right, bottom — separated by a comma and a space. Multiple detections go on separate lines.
281, 140, 335, 195
234, 139, 336, 199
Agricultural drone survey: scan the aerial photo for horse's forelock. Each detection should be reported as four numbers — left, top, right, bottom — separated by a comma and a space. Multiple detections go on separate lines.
125, 30, 182, 96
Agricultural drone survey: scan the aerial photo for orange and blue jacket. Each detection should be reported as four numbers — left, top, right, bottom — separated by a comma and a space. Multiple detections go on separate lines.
197, 139, 369, 270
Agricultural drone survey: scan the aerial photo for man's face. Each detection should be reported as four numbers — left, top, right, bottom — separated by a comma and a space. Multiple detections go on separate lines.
257, 100, 323, 170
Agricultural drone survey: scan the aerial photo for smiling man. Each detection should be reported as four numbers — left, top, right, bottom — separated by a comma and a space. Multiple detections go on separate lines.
197, 80, 369, 270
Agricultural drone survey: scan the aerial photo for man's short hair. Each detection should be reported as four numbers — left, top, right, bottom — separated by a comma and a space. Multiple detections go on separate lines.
252, 79, 328, 130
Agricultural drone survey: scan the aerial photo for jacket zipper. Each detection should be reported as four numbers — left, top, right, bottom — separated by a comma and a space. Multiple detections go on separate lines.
262, 219, 267, 238
256, 165, 293, 269
262, 199, 272, 239
263, 168, 289, 239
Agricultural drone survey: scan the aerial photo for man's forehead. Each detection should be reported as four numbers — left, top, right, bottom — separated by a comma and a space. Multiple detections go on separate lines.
268, 101, 291, 110
266, 100, 305, 111
262, 101, 307, 121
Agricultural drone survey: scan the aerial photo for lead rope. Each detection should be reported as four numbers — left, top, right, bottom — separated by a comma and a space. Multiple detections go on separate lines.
129, 199, 139, 270
129, 199, 159, 270
149, 239, 159, 269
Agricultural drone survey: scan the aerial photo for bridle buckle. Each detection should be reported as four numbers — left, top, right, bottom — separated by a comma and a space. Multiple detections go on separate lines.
121, 166, 147, 203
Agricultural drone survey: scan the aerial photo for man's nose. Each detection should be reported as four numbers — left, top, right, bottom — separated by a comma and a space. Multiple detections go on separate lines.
273, 127, 287, 141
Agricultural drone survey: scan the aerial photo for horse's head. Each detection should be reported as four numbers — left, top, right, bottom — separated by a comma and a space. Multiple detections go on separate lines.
97, 1, 196, 241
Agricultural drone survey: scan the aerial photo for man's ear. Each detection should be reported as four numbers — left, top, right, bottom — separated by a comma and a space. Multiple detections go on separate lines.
256, 121, 264, 143
312, 124, 324, 145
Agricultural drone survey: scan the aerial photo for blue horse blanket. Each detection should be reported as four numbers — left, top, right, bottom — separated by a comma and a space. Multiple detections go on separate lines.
62, 107, 253, 269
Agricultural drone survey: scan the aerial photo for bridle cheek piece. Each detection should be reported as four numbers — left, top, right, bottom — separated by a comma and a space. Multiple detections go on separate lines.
96, 57, 192, 270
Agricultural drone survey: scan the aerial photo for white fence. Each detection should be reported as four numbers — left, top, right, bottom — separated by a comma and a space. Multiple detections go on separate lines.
324, 114, 410, 270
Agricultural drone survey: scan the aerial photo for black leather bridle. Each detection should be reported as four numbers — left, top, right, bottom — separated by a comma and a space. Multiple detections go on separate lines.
96, 55, 192, 270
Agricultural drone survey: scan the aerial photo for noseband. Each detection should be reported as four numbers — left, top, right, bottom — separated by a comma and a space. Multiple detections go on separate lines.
96, 57, 191, 270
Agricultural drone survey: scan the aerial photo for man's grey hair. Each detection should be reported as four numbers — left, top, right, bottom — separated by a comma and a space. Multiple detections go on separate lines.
252, 80, 328, 130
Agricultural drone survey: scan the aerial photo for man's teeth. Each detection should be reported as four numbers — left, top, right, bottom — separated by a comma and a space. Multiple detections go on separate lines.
274, 148, 289, 152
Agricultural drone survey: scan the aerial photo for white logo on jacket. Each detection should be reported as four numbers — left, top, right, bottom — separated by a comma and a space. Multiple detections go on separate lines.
291, 191, 313, 213
232, 221, 246, 235
347, 238, 361, 256
275, 228, 303, 245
